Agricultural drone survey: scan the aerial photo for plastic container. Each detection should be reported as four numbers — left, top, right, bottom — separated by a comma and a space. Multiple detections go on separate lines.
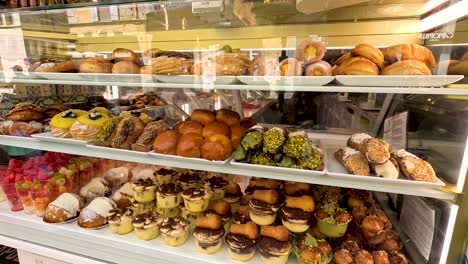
29, 187, 52, 217
16, 186, 35, 214
0, 183, 23, 211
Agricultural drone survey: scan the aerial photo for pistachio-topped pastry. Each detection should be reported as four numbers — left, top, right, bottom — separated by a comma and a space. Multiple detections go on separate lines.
133, 211, 163, 240
94, 116, 122, 146
50, 109, 87, 138
262, 127, 287, 154
131, 178, 157, 203
251, 151, 276, 166
108, 207, 134, 235
160, 217, 190, 246
69, 110, 110, 140
283, 131, 312, 159
241, 126, 265, 150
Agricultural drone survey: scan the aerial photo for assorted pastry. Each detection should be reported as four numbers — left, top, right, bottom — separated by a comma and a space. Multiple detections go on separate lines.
334, 133, 440, 182
234, 126, 324, 171
0, 102, 49, 137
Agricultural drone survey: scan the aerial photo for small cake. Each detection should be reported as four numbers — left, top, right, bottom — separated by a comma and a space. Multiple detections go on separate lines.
132, 199, 155, 215
283, 182, 311, 197
226, 221, 259, 261
315, 202, 351, 238
132, 178, 157, 203
259, 225, 291, 264
108, 207, 134, 235
232, 205, 251, 224
79, 177, 111, 202
249, 189, 281, 226
44, 193, 83, 223
280, 195, 315, 233
156, 183, 182, 209
180, 206, 203, 229
50, 110, 87, 138
78, 197, 116, 228
104, 166, 132, 187
294, 234, 332, 264
193, 214, 225, 254
181, 186, 212, 213
133, 211, 163, 240
112, 182, 134, 208
69, 111, 110, 141
160, 217, 190, 246
223, 182, 243, 213
204, 176, 228, 200
154, 168, 178, 185
207, 200, 232, 231
156, 206, 181, 218
177, 172, 201, 190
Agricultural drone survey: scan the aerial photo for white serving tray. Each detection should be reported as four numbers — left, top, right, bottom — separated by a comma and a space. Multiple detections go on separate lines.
237, 75, 335, 86
334, 75, 464, 87
230, 159, 326, 177
35, 72, 87, 81
155, 75, 238, 85
148, 151, 229, 165
78, 73, 154, 83
86, 143, 149, 156
324, 146, 446, 188
32, 132, 90, 145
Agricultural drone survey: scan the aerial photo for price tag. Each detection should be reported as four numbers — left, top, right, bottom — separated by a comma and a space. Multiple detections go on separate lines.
192, 0, 223, 13
383, 111, 408, 149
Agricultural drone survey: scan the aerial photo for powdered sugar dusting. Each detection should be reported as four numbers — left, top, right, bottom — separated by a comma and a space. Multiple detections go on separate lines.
350, 133, 371, 144
342, 147, 360, 159
394, 149, 417, 158
85, 197, 115, 217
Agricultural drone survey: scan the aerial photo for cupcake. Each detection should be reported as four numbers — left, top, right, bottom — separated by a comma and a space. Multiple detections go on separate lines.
193, 214, 225, 254
108, 207, 134, 235
204, 176, 228, 200
180, 206, 203, 229
131, 178, 156, 203
315, 202, 351, 238
280, 195, 315, 233
133, 211, 163, 240
226, 221, 259, 261
232, 205, 251, 224
181, 186, 212, 213
207, 200, 232, 231
160, 217, 190, 246
293, 233, 332, 264
177, 171, 201, 190
249, 189, 281, 226
283, 182, 312, 197
69, 110, 110, 141
131, 199, 155, 215
155, 206, 181, 218
50, 110, 87, 138
154, 168, 178, 185
223, 182, 243, 213
156, 183, 182, 209
259, 225, 292, 264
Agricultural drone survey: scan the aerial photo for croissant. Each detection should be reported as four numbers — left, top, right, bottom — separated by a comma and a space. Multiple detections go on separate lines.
381, 60, 431, 75
381, 44, 436, 69
333, 57, 379, 75
351, 44, 384, 69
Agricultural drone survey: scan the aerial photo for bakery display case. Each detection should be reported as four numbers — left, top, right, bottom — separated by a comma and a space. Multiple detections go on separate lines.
0, 0, 467, 264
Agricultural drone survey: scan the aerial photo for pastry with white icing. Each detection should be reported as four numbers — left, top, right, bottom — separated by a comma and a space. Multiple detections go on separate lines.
78, 197, 116, 228
44, 193, 83, 223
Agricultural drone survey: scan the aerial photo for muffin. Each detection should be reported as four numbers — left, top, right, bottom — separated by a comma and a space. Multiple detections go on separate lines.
181, 186, 212, 213
133, 211, 163, 240
131, 199, 155, 215
249, 189, 281, 226
193, 214, 225, 254
156, 206, 182, 218
160, 217, 190, 246
224, 182, 243, 213
315, 202, 351, 238
280, 195, 315, 233
226, 221, 259, 261
177, 171, 201, 190
156, 183, 182, 209
259, 225, 292, 264
154, 168, 178, 185
132, 178, 156, 203
108, 207, 134, 235
204, 176, 228, 200
50, 110, 87, 138
180, 206, 203, 229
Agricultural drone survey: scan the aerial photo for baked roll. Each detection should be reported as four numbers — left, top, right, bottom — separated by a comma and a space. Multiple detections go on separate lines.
391, 149, 438, 182
276, 58, 302, 76
5, 102, 43, 122
112, 61, 140, 74
333, 57, 379, 75
153, 129, 178, 155
335, 52, 353, 66
295, 38, 326, 64
351, 43, 384, 69
148, 56, 193, 75
79, 58, 112, 73
8, 121, 43, 137
176, 121, 203, 136
304, 60, 332, 76
191, 109, 216, 126
382, 44, 436, 69
194, 52, 251, 76
132, 119, 167, 152
44, 193, 83, 223
202, 121, 230, 138
201, 134, 233, 161
250, 57, 278, 76
111, 116, 145, 150
104, 166, 132, 187
381, 60, 431, 75
334, 147, 371, 176
347, 133, 390, 164
78, 197, 116, 228
0, 121, 13, 135
176, 133, 203, 158
216, 109, 241, 127
111, 48, 138, 62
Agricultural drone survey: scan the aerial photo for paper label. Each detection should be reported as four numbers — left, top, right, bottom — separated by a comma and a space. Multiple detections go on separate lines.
192, 0, 223, 13
400, 196, 435, 260
384, 111, 408, 149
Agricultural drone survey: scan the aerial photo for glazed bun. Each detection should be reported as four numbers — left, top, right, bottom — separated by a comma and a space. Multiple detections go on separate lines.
112, 61, 140, 74
230, 124, 245, 149
295, 39, 327, 64
111, 48, 138, 62
277, 58, 302, 76
176, 133, 203, 158
202, 121, 230, 138
351, 43, 384, 69
216, 109, 241, 127
191, 109, 216, 126
381, 60, 431, 75
153, 130, 178, 155
79, 58, 112, 73
176, 121, 203, 135
201, 134, 233, 161
333, 57, 379, 75
304, 60, 332, 76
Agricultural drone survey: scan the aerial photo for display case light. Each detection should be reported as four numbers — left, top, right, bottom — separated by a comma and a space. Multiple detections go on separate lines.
414, 0, 468, 32
457, 136, 468, 191
439, 204, 459, 264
